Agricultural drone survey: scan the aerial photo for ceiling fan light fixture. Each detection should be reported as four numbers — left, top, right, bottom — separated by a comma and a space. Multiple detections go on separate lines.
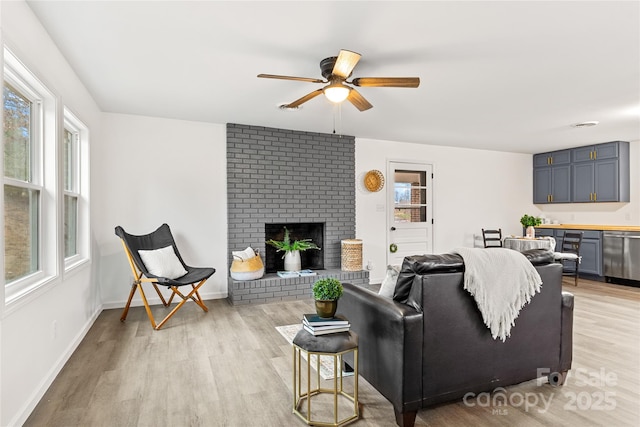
323, 83, 350, 103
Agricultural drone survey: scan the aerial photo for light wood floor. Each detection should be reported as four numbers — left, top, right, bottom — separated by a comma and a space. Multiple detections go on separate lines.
25, 278, 640, 426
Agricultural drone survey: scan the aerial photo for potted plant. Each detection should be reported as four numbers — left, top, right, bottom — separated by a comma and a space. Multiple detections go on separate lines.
312, 277, 344, 318
266, 227, 320, 271
520, 214, 542, 238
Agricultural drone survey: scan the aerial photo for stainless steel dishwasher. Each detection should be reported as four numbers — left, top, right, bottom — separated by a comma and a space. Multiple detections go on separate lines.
603, 231, 640, 281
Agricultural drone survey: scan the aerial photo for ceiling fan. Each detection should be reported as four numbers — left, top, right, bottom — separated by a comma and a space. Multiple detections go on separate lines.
258, 49, 420, 111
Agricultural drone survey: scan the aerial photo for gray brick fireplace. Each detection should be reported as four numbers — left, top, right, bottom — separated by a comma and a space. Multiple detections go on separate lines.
226, 123, 369, 304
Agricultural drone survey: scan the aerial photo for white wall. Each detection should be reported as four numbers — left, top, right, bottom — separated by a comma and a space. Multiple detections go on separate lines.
96, 113, 228, 307
355, 138, 536, 283
0, 2, 102, 426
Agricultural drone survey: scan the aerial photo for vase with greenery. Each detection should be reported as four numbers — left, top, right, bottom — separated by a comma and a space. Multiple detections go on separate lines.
266, 227, 320, 271
520, 214, 542, 238
312, 277, 344, 318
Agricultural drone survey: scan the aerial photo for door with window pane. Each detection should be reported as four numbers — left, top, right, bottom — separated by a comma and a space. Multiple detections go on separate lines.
387, 162, 433, 267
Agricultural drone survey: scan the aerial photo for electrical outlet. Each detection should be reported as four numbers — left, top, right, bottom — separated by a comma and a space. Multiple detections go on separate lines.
626, 213, 632, 221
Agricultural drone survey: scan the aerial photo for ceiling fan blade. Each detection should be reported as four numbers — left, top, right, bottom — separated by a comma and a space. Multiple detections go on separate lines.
351, 77, 420, 88
332, 50, 361, 79
257, 74, 325, 83
284, 89, 324, 108
347, 88, 373, 111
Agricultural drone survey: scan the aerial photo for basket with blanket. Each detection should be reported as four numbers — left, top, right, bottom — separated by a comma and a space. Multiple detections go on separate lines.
230, 246, 264, 280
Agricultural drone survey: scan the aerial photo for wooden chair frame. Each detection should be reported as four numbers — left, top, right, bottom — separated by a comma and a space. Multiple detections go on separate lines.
115, 224, 214, 330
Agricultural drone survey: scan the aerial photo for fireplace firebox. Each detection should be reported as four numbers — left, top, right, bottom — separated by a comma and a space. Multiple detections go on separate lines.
265, 223, 324, 273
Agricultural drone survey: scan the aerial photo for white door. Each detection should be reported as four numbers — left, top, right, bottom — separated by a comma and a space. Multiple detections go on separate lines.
387, 162, 434, 267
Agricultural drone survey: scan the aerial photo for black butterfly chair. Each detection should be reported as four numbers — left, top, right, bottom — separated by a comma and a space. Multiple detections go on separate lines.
115, 224, 215, 330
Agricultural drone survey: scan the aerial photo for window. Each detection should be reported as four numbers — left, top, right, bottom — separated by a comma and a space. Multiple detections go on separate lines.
393, 169, 427, 223
64, 128, 78, 257
3, 47, 57, 304
63, 108, 89, 269
3, 80, 41, 282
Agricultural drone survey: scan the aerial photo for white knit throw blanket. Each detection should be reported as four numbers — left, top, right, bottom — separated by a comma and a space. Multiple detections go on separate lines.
453, 247, 542, 342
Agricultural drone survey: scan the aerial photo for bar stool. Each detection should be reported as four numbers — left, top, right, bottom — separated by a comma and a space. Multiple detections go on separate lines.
292, 329, 360, 426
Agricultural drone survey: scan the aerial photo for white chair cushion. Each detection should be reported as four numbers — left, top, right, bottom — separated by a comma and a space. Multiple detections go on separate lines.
554, 252, 581, 262
138, 245, 188, 279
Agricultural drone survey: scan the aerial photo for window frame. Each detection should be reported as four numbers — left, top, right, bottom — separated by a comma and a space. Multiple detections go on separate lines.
3, 47, 58, 306
3, 78, 43, 284
62, 107, 90, 272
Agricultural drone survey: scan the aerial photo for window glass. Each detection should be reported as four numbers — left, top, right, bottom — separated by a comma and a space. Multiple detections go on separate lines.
3, 185, 39, 281
64, 128, 73, 191
64, 194, 77, 257
3, 83, 31, 182
394, 170, 427, 223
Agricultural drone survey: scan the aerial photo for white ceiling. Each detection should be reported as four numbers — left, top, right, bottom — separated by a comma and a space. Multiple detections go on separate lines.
26, 0, 640, 153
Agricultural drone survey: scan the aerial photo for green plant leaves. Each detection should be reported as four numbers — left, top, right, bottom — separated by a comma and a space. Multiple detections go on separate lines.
312, 278, 343, 300
266, 226, 321, 252
520, 214, 542, 227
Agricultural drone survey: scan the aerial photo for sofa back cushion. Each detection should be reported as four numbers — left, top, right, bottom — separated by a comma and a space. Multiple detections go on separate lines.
394, 249, 555, 304
393, 254, 463, 303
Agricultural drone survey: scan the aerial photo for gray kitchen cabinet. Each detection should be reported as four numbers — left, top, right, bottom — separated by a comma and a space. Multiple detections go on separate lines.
534, 228, 554, 238
534, 150, 571, 167
571, 142, 629, 203
572, 141, 619, 163
532, 149, 571, 204
534, 141, 629, 204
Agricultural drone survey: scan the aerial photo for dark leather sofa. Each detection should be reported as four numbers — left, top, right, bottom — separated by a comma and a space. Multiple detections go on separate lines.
337, 249, 574, 427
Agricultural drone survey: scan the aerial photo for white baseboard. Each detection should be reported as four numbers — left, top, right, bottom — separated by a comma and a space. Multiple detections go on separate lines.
10, 305, 103, 427
101, 290, 228, 310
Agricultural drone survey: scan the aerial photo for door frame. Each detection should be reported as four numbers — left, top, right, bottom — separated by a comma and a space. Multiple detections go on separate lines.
386, 159, 435, 266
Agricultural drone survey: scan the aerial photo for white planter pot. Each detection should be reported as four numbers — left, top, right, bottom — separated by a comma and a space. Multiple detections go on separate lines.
284, 250, 301, 271
526, 226, 536, 239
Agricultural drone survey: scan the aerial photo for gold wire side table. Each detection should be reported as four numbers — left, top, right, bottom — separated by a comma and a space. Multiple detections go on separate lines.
292, 330, 360, 427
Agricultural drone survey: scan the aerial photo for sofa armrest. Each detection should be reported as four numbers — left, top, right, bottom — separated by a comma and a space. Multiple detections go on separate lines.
560, 291, 574, 372
337, 282, 423, 413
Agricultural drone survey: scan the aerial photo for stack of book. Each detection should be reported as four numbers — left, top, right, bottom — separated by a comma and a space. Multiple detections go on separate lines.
302, 313, 350, 336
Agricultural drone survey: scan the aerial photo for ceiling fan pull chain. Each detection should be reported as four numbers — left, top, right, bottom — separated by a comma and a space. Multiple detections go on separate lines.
332, 103, 343, 136
332, 104, 336, 134
338, 102, 343, 137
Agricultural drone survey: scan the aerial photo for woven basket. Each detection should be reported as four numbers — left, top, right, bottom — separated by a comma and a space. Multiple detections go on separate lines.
341, 239, 363, 271
230, 253, 265, 281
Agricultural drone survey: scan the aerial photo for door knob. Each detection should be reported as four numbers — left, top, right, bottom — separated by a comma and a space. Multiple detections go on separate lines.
390, 227, 396, 231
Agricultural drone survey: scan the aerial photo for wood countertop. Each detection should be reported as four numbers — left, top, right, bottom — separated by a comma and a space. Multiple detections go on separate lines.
537, 224, 640, 232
